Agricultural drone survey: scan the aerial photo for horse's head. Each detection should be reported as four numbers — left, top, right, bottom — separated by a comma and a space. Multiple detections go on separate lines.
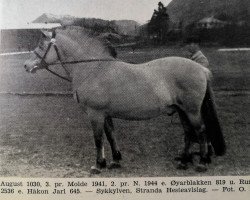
24, 30, 59, 73
24, 27, 116, 73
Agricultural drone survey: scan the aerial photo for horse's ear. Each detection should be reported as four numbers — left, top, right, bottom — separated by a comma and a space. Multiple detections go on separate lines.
41, 31, 47, 38
52, 30, 56, 38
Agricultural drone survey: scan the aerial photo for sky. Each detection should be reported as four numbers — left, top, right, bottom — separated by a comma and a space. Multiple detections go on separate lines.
0, 0, 172, 27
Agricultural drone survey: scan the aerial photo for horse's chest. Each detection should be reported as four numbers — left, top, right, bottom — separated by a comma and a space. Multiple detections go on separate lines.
76, 82, 109, 108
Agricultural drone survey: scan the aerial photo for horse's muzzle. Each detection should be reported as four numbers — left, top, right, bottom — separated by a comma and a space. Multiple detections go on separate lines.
24, 64, 28, 71
24, 65, 38, 73
24, 64, 29, 72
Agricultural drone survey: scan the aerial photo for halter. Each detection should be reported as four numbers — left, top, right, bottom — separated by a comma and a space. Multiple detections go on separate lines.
33, 35, 115, 82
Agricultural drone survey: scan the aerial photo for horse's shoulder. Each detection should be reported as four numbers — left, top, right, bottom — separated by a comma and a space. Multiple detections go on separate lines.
76, 79, 110, 109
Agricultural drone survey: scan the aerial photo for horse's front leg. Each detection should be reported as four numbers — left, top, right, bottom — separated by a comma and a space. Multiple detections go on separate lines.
104, 117, 122, 169
90, 118, 107, 174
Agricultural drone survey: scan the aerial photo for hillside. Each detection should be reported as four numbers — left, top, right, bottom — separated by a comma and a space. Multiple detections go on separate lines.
33, 13, 76, 25
33, 13, 140, 35
167, 0, 250, 26
112, 20, 140, 35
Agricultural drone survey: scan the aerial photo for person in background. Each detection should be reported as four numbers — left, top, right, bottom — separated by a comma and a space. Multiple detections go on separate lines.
186, 43, 209, 68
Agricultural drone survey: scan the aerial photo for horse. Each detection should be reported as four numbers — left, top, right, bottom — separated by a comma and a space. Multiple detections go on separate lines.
24, 28, 226, 174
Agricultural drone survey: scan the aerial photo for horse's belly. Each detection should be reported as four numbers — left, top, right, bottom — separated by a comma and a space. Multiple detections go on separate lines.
108, 93, 175, 120
110, 106, 175, 120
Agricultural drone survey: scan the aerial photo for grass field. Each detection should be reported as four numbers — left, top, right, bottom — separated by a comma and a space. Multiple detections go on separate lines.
0, 47, 249, 177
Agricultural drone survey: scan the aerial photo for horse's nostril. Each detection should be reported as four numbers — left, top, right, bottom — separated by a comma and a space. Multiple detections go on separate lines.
24, 65, 29, 72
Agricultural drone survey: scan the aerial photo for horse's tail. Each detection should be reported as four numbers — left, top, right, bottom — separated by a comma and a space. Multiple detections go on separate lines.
201, 80, 226, 156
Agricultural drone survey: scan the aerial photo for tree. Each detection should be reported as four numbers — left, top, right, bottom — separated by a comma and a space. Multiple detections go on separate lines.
148, 1, 170, 44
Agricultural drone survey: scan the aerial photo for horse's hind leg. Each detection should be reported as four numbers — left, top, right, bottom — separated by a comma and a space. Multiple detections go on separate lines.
104, 116, 122, 169
177, 109, 194, 170
207, 141, 214, 156
187, 112, 210, 172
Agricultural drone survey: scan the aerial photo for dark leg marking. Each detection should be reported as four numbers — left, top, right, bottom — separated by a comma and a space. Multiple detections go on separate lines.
176, 109, 195, 170
104, 117, 122, 169
188, 113, 209, 172
90, 120, 106, 174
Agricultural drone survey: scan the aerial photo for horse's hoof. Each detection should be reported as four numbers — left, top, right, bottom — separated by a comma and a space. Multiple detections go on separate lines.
176, 153, 193, 163
206, 156, 212, 164
97, 159, 107, 168
195, 164, 208, 172
90, 166, 102, 174
200, 156, 212, 164
177, 163, 189, 170
174, 156, 182, 161
208, 146, 214, 156
108, 162, 121, 169
113, 151, 122, 161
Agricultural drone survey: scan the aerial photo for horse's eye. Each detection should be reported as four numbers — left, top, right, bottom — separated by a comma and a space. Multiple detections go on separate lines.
39, 44, 44, 50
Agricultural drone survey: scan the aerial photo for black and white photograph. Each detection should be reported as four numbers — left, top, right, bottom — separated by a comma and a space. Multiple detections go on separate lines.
0, 1, 249, 198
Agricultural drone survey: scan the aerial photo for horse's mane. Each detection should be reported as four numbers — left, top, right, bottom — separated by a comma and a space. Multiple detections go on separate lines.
55, 26, 115, 59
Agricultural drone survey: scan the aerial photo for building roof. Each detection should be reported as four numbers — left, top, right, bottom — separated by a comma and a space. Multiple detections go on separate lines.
198, 16, 226, 24
0, 23, 61, 30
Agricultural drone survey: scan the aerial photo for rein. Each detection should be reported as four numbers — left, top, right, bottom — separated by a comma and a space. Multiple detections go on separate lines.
34, 38, 115, 83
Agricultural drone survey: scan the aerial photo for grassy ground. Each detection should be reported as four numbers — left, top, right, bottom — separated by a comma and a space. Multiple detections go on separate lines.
0, 93, 249, 177
0, 47, 249, 177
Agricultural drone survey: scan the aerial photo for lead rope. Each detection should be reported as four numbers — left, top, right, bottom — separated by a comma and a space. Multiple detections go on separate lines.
43, 36, 72, 82
45, 67, 72, 82
53, 44, 71, 79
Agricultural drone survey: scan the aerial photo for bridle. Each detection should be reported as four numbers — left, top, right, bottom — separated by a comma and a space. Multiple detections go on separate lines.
33, 34, 116, 82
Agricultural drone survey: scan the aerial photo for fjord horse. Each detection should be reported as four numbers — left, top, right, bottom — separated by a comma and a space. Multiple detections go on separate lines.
24, 28, 226, 174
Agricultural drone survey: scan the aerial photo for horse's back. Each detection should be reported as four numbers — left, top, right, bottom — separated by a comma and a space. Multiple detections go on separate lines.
143, 57, 210, 79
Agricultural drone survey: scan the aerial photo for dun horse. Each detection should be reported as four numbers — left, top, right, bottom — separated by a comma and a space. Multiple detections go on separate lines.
24, 28, 226, 174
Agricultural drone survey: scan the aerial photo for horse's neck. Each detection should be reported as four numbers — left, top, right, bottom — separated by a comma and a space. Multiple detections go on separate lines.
55, 34, 92, 83
56, 33, 110, 61
71, 63, 105, 90
56, 35, 86, 61
55, 33, 113, 89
